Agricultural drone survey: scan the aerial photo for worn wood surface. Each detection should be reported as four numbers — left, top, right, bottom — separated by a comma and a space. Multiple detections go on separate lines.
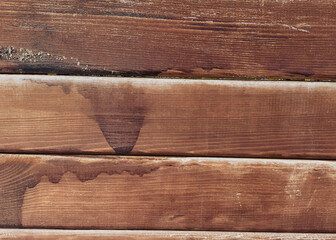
1, 230, 335, 240
0, 154, 335, 231
0, 0, 335, 79
2, 75, 336, 158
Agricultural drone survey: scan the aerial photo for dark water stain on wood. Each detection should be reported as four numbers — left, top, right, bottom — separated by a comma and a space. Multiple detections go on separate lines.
2, 155, 335, 231
28, 79, 147, 154
0, 161, 32, 227
93, 113, 145, 154
77, 82, 147, 154
0, 156, 173, 227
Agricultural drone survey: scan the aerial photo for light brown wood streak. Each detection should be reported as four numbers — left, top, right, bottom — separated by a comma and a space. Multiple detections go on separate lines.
0, 0, 335, 79
1, 75, 336, 158
0, 229, 335, 240
0, 154, 336, 231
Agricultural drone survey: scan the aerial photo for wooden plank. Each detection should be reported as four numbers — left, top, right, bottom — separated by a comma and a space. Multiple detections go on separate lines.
0, 0, 335, 79
2, 75, 336, 158
0, 230, 335, 240
1, 154, 336, 231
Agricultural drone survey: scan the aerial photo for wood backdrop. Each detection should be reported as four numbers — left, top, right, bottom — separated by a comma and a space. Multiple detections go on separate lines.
1, 0, 336, 237
0, 0, 335, 79
0, 154, 335, 232
1, 229, 335, 240
1, 75, 336, 158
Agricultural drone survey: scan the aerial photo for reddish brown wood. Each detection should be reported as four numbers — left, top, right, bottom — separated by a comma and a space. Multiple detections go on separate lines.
0, 154, 336, 232
1, 75, 336, 158
0, 0, 335, 79
0, 229, 335, 240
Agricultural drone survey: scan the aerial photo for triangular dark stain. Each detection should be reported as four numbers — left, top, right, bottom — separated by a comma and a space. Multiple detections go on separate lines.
113, 146, 135, 155
76, 82, 146, 155
95, 114, 145, 155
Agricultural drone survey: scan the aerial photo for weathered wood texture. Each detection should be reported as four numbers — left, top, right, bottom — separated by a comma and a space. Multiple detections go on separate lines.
1, 230, 335, 240
0, 0, 335, 79
2, 75, 336, 158
0, 154, 336, 231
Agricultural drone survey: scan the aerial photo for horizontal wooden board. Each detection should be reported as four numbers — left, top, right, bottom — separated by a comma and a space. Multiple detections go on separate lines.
0, 0, 335, 79
0, 154, 336, 232
0, 230, 335, 240
2, 75, 336, 158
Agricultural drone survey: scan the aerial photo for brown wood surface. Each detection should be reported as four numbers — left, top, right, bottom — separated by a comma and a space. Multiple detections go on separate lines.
2, 75, 336, 158
1, 230, 335, 240
0, 0, 335, 79
0, 154, 336, 231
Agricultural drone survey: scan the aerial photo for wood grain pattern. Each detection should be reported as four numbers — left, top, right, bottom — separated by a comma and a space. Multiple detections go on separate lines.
2, 75, 336, 158
1, 230, 335, 240
0, 154, 336, 232
0, 0, 335, 79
